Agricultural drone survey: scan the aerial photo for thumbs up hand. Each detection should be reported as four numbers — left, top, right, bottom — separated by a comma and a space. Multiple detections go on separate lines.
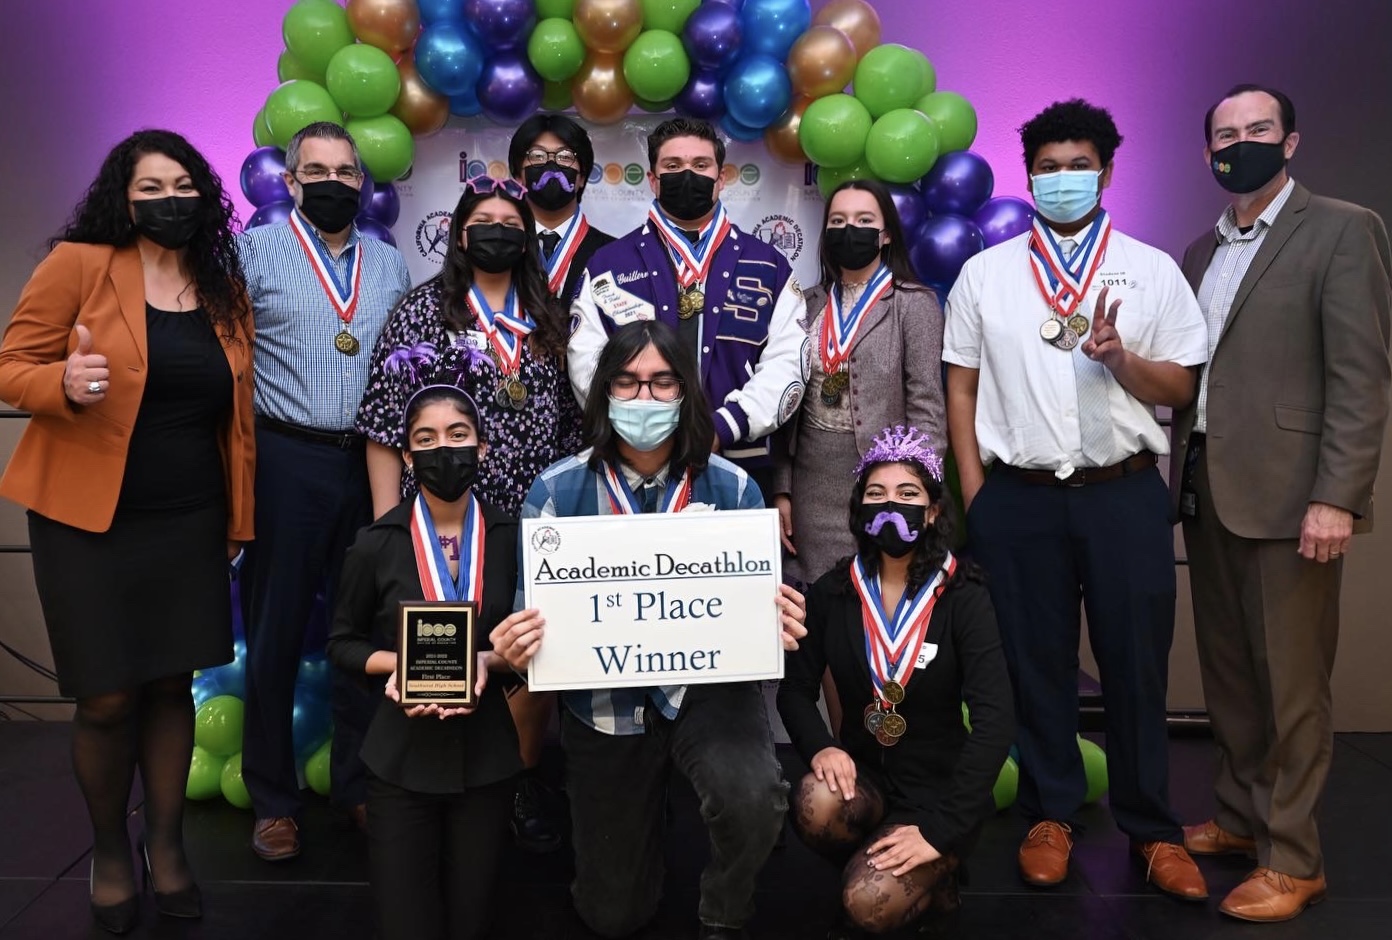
64, 324, 110, 404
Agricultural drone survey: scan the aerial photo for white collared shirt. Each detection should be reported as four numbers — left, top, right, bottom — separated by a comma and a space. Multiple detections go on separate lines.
943, 226, 1208, 470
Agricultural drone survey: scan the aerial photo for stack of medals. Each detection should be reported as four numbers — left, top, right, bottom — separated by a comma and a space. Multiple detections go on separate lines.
819, 265, 894, 407
646, 202, 732, 321
288, 209, 363, 356
467, 283, 534, 410
852, 551, 957, 747
1028, 211, 1112, 352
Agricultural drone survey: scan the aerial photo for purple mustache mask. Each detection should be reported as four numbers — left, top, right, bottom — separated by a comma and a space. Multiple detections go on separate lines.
529, 169, 576, 193
864, 511, 920, 542
857, 500, 928, 558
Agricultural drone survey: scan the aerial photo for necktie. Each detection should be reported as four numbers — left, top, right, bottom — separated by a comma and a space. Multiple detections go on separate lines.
539, 230, 561, 259
640, 481, 661, 513
1060, 237, 1113, 465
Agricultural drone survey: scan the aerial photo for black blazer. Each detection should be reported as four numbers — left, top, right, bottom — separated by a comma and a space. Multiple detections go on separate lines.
327, 498, 523, 794
777, 562, 1014, 853
560, 224, 616, 305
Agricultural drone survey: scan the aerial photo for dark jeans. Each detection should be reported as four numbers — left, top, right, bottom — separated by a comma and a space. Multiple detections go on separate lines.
561, 682, 789, 936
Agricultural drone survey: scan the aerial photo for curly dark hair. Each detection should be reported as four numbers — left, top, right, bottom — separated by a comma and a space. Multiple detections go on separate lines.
1018, 99, 1124, 171
818, 178, 928, 294
432, 187, 567, 359
51, 129, 249, 341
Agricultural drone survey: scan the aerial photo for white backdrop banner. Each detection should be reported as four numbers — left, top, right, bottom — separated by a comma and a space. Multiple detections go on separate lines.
390, 115, 826, 289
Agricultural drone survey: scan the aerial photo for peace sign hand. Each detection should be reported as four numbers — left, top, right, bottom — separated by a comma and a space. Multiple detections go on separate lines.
1081, 286, 1126, 371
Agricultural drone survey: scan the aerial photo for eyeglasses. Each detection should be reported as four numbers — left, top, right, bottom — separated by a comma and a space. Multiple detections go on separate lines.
294, 163, 364, 184
464, 175, 527, 200
609, 373, 684, 402
524, 147, 580, 169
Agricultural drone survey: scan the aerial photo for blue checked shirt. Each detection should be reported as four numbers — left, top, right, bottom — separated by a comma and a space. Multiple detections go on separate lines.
238, 212, 412, 430
516, 449, 764, 735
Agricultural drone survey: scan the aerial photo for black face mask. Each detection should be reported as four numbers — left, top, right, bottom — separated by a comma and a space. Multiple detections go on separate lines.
131, 196, 202, 249
411, 445, 480, 502
825, 224, 883, 272
465, 224, 528, 273
298, 179, 361, 233
524, 162, 581, 213
857, 500, 928, 559
1210, 139, 1288, 194
657, 169, 717, 222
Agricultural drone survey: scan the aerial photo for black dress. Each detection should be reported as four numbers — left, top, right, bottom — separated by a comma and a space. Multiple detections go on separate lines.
28, 305, 233, 698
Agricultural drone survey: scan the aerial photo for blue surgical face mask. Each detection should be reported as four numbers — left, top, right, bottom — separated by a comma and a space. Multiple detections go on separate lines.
1029, 169, 1102, 224
608, 397, 682, 452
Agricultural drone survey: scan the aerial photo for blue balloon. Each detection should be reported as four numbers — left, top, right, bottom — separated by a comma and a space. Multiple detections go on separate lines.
246, 200, 294, 229
919, 151, 995, 217
203, 659, 246, 700
720, 113, 763, 143
450, 84, 483, 117
972, 196, 1035, 247
297, 654, 333, 699
419, 0, 465, 25
739, 0, 810, 60
191, 674, 219, 709
887, 184, 927, 237
415, 21, 486, 97
909, 215, 985, 287
291, 685, 332, 761
722, 54, 791, 130
674, 71, 725, 122
683, 3, 743, 74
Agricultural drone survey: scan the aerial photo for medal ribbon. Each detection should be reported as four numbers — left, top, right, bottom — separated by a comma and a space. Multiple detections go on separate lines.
852, 553, 957, 704
409, 492, 485, 604
646, 200, 732, 289
466, 284, 534, 375
542, 211, 591, 296
289, 209, 363, 328
1027, 211, 1112, 320
601, 462, 692, 515
820, 265, 894, 374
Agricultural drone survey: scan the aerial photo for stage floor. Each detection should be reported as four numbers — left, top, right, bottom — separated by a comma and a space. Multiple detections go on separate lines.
1, 722, 1389, 939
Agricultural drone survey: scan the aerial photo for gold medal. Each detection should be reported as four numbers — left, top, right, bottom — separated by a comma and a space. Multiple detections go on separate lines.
506, 377, 528, 405
880, 712, 907, 738
1052, 327, 1080, 351
875, 727, 899, 747
819, 369, 848, 407
882, 680, 905, 705
678, 287, 705, 320
1067, 314, 1090, 336
334, 330, 360, 356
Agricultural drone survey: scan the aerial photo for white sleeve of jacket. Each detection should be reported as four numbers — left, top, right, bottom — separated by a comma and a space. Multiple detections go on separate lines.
567, 267, 605, 408
713, 276, 810, 446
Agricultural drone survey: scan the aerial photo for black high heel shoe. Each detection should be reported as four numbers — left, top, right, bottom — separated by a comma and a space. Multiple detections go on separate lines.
89, 861, 140, 935
139, 841, 203, 919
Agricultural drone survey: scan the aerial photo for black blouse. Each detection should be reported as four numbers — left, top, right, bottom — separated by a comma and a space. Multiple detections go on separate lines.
777, 563, 1015, 853
327, 498, 523, 794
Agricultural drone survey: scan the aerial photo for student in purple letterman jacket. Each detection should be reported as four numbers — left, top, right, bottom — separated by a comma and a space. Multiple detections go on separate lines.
567, 117, 809, 497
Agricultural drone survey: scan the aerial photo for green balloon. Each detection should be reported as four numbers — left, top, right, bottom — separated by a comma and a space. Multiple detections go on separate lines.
865, 108, 941, 184
220, 752, 253, 810
854, 43, 932, 119
799, 93, 873, 169
194, 695, 245, 758
993, 756, 1019, 811
253, 107, 276, 148
1078, 736, 1109, 804
346, 114, 415, 180
265, 80, 343, 150
623, 30, 690, 103
278, 48, 322, 84
635, 95, 673, 113
326, 43, 402, 117
304, 741, 332, 797
186, 746, 226, 801
816, 158, 876, 200
283, 0, 355, 77
542, 81, 573, 111
536, 0, 576, 18
960, 701, 972, 732
914, 54, 937, 100
641, 0, 700, 33
528, 18, 587, 83
915, 90, 977, 153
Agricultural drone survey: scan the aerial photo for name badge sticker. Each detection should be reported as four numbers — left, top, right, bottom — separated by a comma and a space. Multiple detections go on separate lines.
915, 642, 939, 669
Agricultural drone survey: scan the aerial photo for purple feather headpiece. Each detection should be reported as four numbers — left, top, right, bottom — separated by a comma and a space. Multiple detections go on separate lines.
854, 425, 944, 482
385, 338, 497, 442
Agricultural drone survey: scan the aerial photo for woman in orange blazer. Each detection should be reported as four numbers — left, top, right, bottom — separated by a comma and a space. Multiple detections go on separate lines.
0, 130, 254, 934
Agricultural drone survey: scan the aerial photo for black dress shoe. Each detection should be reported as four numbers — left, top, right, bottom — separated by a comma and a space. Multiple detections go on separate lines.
89, 862, 139, 935
697, 926, 750, 940
511, 774, 563, 853
140, 842, 203, 919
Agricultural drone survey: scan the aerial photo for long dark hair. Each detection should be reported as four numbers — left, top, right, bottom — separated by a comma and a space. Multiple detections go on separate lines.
583, 321, 716, 479
435, 187, 567, 358
52, 129, 249, 340
817, 178, 926, 295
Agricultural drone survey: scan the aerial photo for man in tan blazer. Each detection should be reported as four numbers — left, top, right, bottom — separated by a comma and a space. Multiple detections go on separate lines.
1171, 83, 1392, 923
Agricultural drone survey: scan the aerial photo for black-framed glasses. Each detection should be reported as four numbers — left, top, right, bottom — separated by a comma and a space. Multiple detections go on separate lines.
294, 163, 364, 184
609, 373, 684, 402
464, 175, 527, 200
524, 147, 580, 168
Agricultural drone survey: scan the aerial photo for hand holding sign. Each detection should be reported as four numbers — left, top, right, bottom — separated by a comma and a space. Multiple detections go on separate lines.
1081, 286, 1126, 371
490, 609, 546, 672
778, 583, 807, 651
64, 324, 110, 404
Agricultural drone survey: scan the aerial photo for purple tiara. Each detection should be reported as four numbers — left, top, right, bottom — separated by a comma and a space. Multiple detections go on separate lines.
385, 338, 496, 439
854, 425, 944, 482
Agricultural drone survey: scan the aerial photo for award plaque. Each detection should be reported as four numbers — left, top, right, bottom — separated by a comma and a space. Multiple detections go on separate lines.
396, 601, 477, 706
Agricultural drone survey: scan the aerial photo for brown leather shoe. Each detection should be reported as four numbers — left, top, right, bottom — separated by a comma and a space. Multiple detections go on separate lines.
252, 817, 301, 861
1220, 868, 1327, 922
1018, 821, 1072, 886
1183, 819, 1256, 857
1133, 841, 1208, 900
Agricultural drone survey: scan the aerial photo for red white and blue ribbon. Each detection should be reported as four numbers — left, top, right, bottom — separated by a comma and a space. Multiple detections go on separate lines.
820, 263, 894, 374
289, 208, 362, 329
1028, 210, 1112, 319
409, 491, 485, 604
466, 283, 534, 375
601, 461, 692, 515
542, 210, 591, 296
852, 552, 956, 704
647, 200, 733, 289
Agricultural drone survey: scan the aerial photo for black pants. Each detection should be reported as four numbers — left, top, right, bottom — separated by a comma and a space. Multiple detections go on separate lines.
367, 774, 514, 940
240, 426, 375, 818
561, 682, 789, 936
967, 466, 1182, 844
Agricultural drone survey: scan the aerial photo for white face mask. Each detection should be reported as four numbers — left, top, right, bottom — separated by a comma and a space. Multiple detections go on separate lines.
608, 397, 681, 451
1029, 169, 1102, 224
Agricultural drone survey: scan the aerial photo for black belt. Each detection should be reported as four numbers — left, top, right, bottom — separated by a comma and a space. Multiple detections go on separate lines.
998, 451, 1157, 486
256, 415, 364, 450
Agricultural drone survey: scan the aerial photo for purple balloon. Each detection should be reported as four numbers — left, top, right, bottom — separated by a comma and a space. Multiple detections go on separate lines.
477, 52, 544, 124
910, 215, 985, 287
366, 182, 401, 227
246, 200, 294, 229
675, 71, 726, 122
919, 151, 995, 218
683, 3, 743, 73
356, 216, 398, 247
972, 196, 1035, 247
887, 184, 926, 237
357, 170, 376, 215
240, 147, 289, 208
463, 0, 535, 50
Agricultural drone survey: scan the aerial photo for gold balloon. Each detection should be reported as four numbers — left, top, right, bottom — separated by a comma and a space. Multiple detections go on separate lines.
391, 60, 450, 137
764, 97, 812, 165
572, 52, 635, 125
811, 0, 882, 61
786, 26, 857, 99
573, 0, 643, 54
347, 0, 421, 55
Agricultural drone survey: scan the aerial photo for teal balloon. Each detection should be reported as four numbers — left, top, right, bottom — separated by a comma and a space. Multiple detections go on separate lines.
304, 740, 332, 797
853, 43, 932, 119
265, 80, 343, 150
326, 44, 402, 117
915, 90, 977, 153
641, 0, 701, 33
283, 0, 356, 77
186, 746, 226, 801
346, 114, 415, 181
624, 30, 691, 103
993, 756, 1019, 811
799, 93, 872, 169
1079, 736, 1109, 803
528, 18, 587, 83
278, 48, 322, 84
220, 752, 253, 809
194, 695, 245, 758
865, 108, 940, 184
816, 158, 875, 199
